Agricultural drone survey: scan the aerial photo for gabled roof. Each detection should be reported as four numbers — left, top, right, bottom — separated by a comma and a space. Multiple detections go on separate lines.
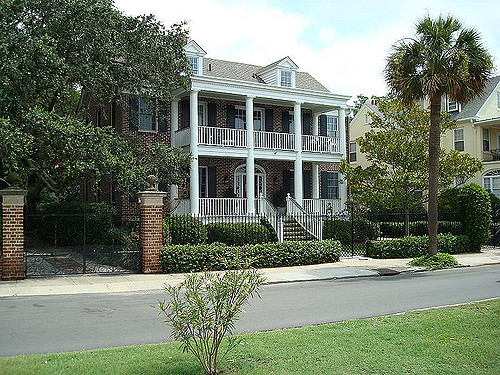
184, 40, 206, 56
453, 76, 500, 120
202, 58, 330, 92
256, 56, 298, 74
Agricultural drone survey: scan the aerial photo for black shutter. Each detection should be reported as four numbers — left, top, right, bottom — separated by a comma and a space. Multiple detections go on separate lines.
265, 108, 273, 132
227, 105, 235, 128
302, 112, 311, 135
283, 170, 291, 196
208, 103, 217, 126
158, 102, 167, 132
208, 167, 217, 198
282, 111, 290, 133
321, 171, 328, 199
303, 170, 311, 199
180, 99, 190, 129
129, 95, 139, 131
319, 115, 327, 136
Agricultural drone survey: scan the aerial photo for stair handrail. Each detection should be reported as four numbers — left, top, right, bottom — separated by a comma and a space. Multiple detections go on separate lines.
286, 194, 322, 240
259, 194, 282, 242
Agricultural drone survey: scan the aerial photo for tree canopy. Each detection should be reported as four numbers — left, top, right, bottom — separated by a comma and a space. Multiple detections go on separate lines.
0, 0, 191, 197
340, 97, 482, 212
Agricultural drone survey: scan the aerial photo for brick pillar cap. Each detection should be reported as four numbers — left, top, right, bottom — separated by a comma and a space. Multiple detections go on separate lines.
137, 190, 168, 206
0, 188, 28, 205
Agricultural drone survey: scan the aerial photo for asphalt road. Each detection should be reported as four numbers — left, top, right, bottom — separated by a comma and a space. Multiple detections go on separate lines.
1, 265, 499, 357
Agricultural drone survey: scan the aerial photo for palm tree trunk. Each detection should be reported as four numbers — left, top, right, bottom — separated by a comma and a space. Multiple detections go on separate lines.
428, 95, 441, 255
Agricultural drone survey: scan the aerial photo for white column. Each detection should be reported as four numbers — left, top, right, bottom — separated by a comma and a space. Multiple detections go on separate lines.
170, 99, 179, 206
246, 96, 255, 214
312, 163, 319, 199
312, 112, 319, 136
189, 90, 199, 215
338, 107, 346, 158
293, 102, 303, 205
339, 173, 347, 211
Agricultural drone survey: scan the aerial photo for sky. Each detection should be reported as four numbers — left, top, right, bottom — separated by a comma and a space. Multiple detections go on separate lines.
115, 0, 500, 103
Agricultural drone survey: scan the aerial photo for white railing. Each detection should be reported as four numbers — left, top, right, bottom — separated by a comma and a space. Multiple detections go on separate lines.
258, 195, 282, 242
302, 135, 339, 153
199, 198, 247, 216
254, 131, 295, 151
198, 126, 247, 148
171, 199, 190, 215
303, 199, 342, 215
286, 194, 322, 240
174, 128, 191, 147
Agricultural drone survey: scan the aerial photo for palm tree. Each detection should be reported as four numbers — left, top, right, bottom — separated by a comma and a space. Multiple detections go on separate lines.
384, 15, 493, 255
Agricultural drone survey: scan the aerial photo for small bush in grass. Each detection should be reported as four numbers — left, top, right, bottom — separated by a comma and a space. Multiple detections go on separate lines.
159, 261, 265, 375
206, 222, 272, 245
165, 215, 207, 245
408, 253, 459, 269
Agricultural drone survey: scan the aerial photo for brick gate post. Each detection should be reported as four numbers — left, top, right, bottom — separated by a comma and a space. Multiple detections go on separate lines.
137, 187, 167, 274
1, 188, 28, 280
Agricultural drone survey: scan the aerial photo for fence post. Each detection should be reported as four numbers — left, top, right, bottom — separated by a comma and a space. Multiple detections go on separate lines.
1, 188, 28, 280
137, 184, 168, 274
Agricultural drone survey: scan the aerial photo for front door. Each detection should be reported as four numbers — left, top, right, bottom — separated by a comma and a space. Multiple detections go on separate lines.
234, 165, 266, 198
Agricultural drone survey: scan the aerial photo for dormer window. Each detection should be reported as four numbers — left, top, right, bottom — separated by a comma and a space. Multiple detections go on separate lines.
188, 56, 199, 75
447, 97, 459, 112
280, 70, 292, 87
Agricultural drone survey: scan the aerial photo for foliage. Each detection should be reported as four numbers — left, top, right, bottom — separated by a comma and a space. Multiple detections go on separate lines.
458, 184, 492, 251
272, 187, 286, 208
165, 215, 207, 245
0, 0, 191, 196
206, 222, 273, 245
384, 15, 493, 255
366, 234, 470, 259
159, 264, 265, 375
340, 97, 482, 212
323, 218, 380, 242
408, 253, 459, 270
160, 240, 342, 273
379, 221, 462, 238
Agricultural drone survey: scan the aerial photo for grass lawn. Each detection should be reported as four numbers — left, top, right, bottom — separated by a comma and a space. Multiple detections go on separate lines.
2, 299, 499, 375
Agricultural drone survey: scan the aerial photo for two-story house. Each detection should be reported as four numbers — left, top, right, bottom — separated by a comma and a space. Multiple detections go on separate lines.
349, 76, 500, 196
97, 40, 351, 234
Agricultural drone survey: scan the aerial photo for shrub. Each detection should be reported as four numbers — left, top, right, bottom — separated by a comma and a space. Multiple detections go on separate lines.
459, 184, 492, 251
165, 215, 207, 245
366, 234, 470, 259
408, 253, 459, 270
160, 240, 341, 273
33, 201, 117, 245
323, 218, 380, 242
159, 264, 265, 375
206, 222, 272, 245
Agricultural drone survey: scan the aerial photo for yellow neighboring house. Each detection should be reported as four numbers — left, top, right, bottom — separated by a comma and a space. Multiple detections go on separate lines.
348, 76, 500, 197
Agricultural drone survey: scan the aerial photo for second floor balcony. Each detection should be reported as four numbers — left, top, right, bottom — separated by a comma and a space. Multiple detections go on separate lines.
174, 126, 341, 154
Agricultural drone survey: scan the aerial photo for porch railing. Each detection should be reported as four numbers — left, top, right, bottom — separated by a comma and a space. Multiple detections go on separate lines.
302, 135, 339, 153
199, 198, 247, 216
171, 199, 190, 215
303, 199, 342, 215
254, 131, 295, 151
174, 128, 190, 147
198, 126, 247, 148
286, 194, 322, 240
258, 195, 282, 242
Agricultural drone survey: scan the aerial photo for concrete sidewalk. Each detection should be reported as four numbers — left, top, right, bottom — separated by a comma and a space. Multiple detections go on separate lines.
1, 248, 499, 297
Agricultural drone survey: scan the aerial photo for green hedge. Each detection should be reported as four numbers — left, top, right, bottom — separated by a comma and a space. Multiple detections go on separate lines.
164, 215, 207, 245
206, 222, 273, 245
379, 221, 462, 238
366, 234, 471, 259
459, 184, 491, 252
160, 240, 341, 273
323, 218, 380, 242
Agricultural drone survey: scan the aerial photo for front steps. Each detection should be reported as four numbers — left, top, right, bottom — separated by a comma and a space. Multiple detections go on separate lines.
282, 217, 316, 241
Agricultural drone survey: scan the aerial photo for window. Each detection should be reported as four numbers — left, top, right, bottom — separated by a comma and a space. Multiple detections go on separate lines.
253, 109, 263, 131
447, 98, 458, 112
364, 114, 370, 124
326, 115, 338, 138
325, 171, 339, 199
188, 56, 198, 75
235, 108, 246, 129
198, 102, 207, 126
288, 112, 294, 133
483, 128, 490, 152
454, 128, 464, 151
280, 70, 292, 87
234, 107, 264, 130
199, 166, 208, 197
349, 142, 357, 162
139, 97, 156, 132
484, 170, 500, 198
